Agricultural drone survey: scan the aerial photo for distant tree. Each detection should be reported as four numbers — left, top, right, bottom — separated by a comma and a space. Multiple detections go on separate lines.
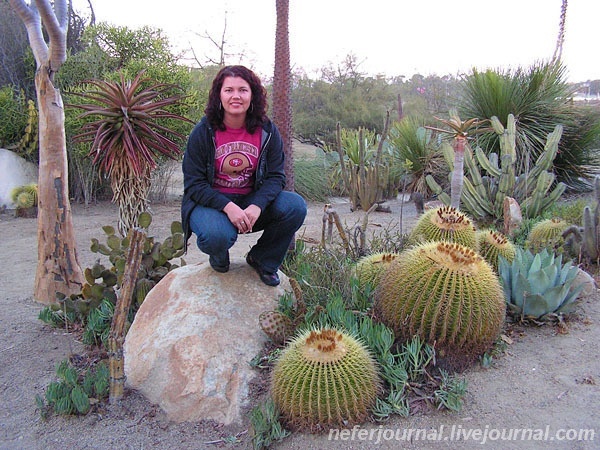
8, 0, 84, 304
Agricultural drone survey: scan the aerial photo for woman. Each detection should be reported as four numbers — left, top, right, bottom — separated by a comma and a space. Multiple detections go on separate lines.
181, 65, 307, 286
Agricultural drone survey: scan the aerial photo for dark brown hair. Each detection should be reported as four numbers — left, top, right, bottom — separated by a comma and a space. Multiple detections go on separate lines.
205, 65, 268, 133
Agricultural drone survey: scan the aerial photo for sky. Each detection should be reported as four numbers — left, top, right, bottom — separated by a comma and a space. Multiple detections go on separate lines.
73, 0, 599, 83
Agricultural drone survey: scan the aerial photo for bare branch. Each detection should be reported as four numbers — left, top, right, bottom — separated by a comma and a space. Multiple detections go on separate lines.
8, 0, 48, 66
36, 0, 68, 71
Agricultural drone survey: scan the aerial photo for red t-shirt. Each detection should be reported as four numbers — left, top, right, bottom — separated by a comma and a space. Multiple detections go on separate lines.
214, 126, 261, 195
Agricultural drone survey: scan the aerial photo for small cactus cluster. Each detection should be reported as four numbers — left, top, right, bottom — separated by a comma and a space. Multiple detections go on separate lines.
527, 218, 568, 253
408, 206, 477, 248
476, 229, 516, 272
271, 328, 381, 431
374, 241, 506, 367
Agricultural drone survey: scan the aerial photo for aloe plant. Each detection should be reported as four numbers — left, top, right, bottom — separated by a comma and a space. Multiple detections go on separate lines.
71, 70, 193, 235
498, 247, 584, 320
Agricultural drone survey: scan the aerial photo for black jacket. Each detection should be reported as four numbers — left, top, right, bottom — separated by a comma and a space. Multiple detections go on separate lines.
180, 116, 287, 247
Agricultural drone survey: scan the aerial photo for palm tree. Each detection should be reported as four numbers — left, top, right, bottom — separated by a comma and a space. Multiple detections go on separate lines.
426, 110, 489, 209
72, 71, 192, 235
272, 0, 294, 191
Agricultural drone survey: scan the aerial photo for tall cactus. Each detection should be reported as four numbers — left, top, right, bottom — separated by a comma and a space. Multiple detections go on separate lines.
426, 114, 566, 221
563, 176, 600, 261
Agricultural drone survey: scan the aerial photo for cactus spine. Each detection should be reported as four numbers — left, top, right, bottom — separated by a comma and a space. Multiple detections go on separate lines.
527, 218, 569, 253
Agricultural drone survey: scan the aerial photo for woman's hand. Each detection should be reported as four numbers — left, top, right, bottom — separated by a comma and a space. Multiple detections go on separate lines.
223, 202, 260, 233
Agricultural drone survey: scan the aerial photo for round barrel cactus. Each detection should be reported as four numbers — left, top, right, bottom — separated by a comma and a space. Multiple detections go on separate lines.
408, 206, 477, 248
476, 229, 516, 272
271, 328, 381, 431
527, 218, 569, 253
353, 252, 400, 289
374, 241, 505, 367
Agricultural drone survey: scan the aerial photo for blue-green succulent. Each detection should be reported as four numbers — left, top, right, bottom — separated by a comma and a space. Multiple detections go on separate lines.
498, 247, 584, 320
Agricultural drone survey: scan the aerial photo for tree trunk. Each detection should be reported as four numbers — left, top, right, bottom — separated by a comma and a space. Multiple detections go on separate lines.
450, 136, 466, 210
272, 0, 294, 191
34, 66, 84, 303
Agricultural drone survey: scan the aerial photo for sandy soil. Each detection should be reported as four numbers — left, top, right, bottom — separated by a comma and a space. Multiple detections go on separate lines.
1, 194, 599, 450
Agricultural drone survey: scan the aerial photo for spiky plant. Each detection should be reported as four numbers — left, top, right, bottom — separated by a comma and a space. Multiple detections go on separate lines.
527, 218, 569, 253
425, 109, 490, 209
71, 70, 193, 235
408, 206, 477, 248
374, 241, 506, 368
499, 247, 584, 320
10, 183, 38, 209
353, 252, 400, 290
475, 229, 516, 272
271, 328, 381, 431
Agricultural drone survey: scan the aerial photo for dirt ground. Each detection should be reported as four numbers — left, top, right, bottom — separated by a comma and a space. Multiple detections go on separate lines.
1, 193, 599, 450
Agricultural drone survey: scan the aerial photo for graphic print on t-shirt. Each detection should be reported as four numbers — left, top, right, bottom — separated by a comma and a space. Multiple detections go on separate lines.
214, 128, 260, 194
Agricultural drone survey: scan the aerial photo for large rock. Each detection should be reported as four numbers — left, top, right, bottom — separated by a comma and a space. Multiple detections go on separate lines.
0, 148, 37, 209
124, 258, 289, 425
503, 196, 522, 237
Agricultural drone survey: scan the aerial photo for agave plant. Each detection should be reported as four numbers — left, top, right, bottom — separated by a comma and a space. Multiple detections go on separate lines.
498, 247, 584, 320
71, 70, 193, 235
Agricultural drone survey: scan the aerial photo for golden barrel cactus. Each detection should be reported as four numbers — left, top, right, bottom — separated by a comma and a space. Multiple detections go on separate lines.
408, 206, 477, 248
374, 241, 505, 367
353, 252, 400, 289
527, 218, 569, 253
271, 328, 381, 431
476, 229, 516, 272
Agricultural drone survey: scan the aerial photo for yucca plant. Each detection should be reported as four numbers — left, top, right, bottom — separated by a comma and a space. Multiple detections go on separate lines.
498, 247, 584, 320
71, 70, 193, 235
387, 115, 446, 197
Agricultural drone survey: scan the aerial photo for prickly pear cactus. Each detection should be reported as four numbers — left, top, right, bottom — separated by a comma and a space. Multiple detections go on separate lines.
408, 206, 477, 248
527, 218, 569, 253
374, 241, 505, 367
259, 311, 293, 345
476, 229, 516, 272
353, 252, 400, 289
271, 328, 381, 431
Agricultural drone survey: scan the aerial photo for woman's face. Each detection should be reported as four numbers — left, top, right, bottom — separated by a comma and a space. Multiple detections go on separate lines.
220, 75, 252, 121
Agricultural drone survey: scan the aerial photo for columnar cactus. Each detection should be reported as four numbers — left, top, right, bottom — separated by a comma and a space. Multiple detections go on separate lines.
374, 241, 506, 367
408, 206, 477, 248
271, 328, 381, 431
426, 114, 566, 221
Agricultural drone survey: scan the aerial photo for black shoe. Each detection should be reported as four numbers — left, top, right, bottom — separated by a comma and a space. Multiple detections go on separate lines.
209, 255, 229, 273
246, 254, 280, 286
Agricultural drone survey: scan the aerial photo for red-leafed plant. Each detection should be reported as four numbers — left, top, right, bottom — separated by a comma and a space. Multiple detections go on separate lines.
71, 70, 193, 235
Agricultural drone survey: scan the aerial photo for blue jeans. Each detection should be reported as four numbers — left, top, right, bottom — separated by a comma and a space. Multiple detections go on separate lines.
189, 191, 307, 273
